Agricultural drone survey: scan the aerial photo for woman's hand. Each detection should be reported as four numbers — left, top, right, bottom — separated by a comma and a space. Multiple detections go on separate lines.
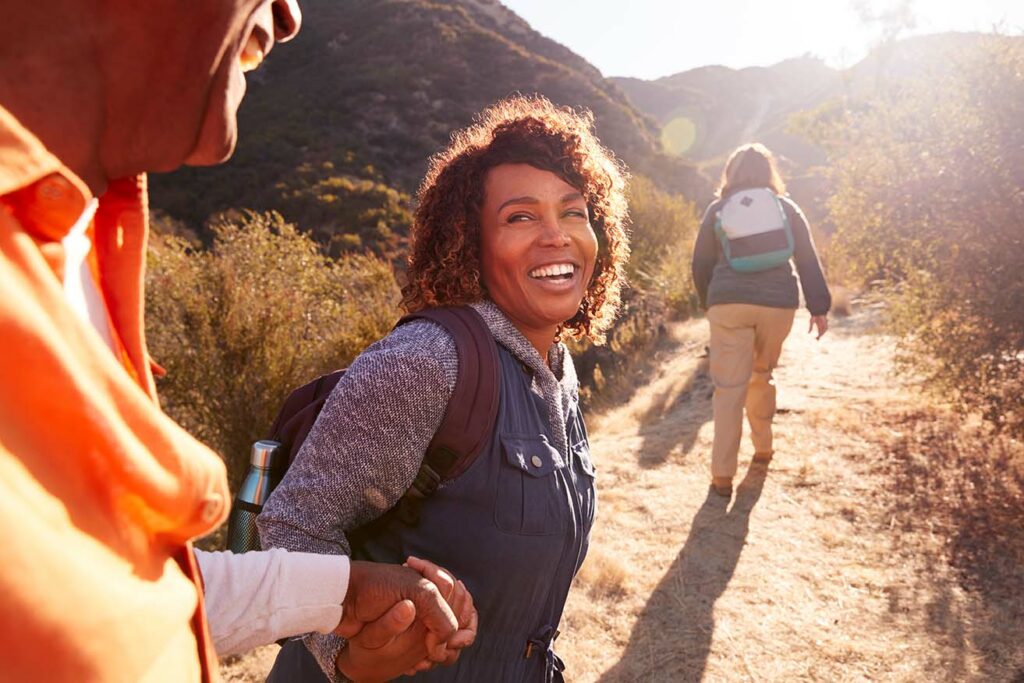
808, 314, 828, 340
403, 556, 478, 673
334, 557, 478, 681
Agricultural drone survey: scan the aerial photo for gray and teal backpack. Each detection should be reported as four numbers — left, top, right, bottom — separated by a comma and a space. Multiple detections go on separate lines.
714, 188, 794, 272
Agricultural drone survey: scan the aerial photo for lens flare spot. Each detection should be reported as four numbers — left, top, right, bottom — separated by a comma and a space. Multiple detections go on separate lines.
661, 116, 698, 156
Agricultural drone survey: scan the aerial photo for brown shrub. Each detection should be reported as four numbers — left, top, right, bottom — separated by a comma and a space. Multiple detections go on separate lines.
808, 36, 1024, 437
146, 211, 400, 489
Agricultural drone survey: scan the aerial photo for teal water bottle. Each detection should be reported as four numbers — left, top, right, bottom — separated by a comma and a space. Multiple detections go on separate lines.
226, 440, 283, 552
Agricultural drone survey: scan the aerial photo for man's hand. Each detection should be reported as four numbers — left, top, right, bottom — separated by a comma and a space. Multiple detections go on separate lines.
336, 599, 427, 682
808, 314, 828, 340
335, 561, 458, 642
333, 558, 478, 681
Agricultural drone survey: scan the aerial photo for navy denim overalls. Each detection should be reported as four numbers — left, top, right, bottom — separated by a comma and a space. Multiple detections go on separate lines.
268, 342, 597, 682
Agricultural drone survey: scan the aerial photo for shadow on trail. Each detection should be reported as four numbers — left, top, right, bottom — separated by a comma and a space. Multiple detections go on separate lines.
635, 355, 713, 469
873, 411, 1024, 680
601, 464, 767, 682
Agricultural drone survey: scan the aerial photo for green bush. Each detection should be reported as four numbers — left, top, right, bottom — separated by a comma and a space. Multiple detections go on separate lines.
274, 163, 414, 261
807, 36, 1024, 436
574, 175, 701, 398
146, 211, 400, 488
625, 175, 701, 317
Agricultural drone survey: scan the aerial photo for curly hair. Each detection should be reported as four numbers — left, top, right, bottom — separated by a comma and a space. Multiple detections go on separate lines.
402, 95, 630, 344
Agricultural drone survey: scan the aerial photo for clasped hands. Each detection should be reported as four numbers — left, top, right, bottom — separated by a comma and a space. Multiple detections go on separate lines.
334, 556, 478, 682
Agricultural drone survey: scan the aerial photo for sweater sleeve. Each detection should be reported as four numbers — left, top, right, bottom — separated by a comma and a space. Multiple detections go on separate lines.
691, 201, 720, 310
256, 320, 458, 682
783, 198, 832, 316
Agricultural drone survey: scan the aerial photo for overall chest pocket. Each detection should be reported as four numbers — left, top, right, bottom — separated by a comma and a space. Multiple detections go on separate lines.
572, 439, 598, 535
572, 439, 597, 479
495, 434, 569, 536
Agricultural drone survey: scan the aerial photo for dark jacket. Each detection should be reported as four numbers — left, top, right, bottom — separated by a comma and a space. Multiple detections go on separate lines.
267, 341, 594, 683
691, 193, 831, 315
258, 301, 592, 683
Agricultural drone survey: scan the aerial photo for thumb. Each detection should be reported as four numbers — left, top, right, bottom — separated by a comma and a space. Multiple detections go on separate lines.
405, 556, 455, 600
347, 599, 416, 650
334, 609, 365, 640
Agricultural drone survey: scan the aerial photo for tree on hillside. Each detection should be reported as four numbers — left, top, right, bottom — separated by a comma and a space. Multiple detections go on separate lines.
274, 161, 413, 261
572, 176, 701, 398
809, 36, 1024, 435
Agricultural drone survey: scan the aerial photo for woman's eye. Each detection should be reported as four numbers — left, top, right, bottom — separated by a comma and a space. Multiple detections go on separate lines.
565, 209, 588, 220
507, 213, 533, 223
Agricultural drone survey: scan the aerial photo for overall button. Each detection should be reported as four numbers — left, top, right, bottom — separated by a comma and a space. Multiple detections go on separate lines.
531, 455, 543, 468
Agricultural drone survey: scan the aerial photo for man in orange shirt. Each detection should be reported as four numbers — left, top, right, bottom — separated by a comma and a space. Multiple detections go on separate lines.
0, 1, 474, 681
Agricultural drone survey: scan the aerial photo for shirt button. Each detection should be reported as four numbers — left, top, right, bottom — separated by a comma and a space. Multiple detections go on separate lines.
37, 175, 73, 201
531, 455, 543, 468
199, 495, 224, 524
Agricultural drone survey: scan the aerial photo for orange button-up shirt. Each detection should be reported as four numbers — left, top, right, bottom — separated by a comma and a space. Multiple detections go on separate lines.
0, 104, 230, 681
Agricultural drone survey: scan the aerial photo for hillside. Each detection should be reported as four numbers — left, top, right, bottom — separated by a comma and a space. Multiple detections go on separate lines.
614, 57, 840, 170
149, 0, 707, 234
611, 32, 1019, 230
613, 32, 1013, 170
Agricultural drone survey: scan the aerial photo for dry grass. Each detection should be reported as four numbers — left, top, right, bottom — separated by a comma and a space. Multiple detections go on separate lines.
559, 307, 1024, 682
221, 307, 1024, 681
830, 285, 855, 317
576, 548, 632, 600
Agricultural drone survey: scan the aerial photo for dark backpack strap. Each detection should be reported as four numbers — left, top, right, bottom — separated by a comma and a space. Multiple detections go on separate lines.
267, 369, 346, 473
388, 305, 500, 524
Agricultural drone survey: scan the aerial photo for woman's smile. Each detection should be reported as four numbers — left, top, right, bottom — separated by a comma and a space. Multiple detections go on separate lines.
526, 261, 582, 294
479, 163, 598, 356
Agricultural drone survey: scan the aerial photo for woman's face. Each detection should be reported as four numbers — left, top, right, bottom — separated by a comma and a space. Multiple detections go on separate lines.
479, 163, 599, 342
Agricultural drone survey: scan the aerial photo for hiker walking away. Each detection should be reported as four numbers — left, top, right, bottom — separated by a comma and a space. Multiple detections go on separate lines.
0, 1, 475, 679
258, 95, 631, 683
691, 143, 831, 498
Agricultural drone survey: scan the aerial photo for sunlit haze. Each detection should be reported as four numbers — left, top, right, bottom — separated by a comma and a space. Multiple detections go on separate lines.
500, 0, 1024, 79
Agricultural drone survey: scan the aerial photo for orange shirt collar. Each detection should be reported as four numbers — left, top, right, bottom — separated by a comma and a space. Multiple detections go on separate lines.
0, 103, 94, 241
0, 103, 147, 244
0, 103, 154, 394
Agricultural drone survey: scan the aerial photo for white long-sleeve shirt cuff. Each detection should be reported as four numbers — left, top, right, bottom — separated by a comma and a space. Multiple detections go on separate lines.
194, 548, 349, 657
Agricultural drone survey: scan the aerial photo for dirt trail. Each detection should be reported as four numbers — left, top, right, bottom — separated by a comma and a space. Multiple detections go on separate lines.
222, 306, 1024, 682
561, 307, 1023, 682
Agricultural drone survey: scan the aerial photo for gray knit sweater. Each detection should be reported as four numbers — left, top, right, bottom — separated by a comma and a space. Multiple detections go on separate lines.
691, 194, 832, 315
257, 300, 580, 681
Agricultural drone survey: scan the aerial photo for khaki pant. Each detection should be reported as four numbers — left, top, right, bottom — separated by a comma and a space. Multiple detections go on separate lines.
707, 303, 796, 479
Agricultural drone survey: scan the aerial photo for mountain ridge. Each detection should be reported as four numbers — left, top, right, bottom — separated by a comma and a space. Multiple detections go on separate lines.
150, 0, 705, 234
612, 31, 1014, 168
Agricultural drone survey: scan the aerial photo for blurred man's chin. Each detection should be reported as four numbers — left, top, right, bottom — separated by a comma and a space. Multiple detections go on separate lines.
183, 126, 238, 167
182, 56, 246, 167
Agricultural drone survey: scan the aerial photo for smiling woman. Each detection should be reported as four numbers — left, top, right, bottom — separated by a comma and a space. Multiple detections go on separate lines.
479, 164, 599, 358
258, 95, 631, 682
404, 95, 630, 348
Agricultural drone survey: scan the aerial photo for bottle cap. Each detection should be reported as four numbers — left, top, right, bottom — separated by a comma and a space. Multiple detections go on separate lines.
251, 440, 283, 469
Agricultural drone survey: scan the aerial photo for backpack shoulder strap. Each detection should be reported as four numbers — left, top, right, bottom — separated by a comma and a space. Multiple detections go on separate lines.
267, 369, 346, 472
389, 305, 500, 523
773, 193, 796, 250
402, 306, 501, 477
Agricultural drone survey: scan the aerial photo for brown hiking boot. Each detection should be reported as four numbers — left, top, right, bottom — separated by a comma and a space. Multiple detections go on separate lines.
752, 451, 774, 464
710, 476, 733, 497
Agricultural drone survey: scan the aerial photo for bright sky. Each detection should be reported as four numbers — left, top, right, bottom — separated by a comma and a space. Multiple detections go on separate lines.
500, 0, 1024, 80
